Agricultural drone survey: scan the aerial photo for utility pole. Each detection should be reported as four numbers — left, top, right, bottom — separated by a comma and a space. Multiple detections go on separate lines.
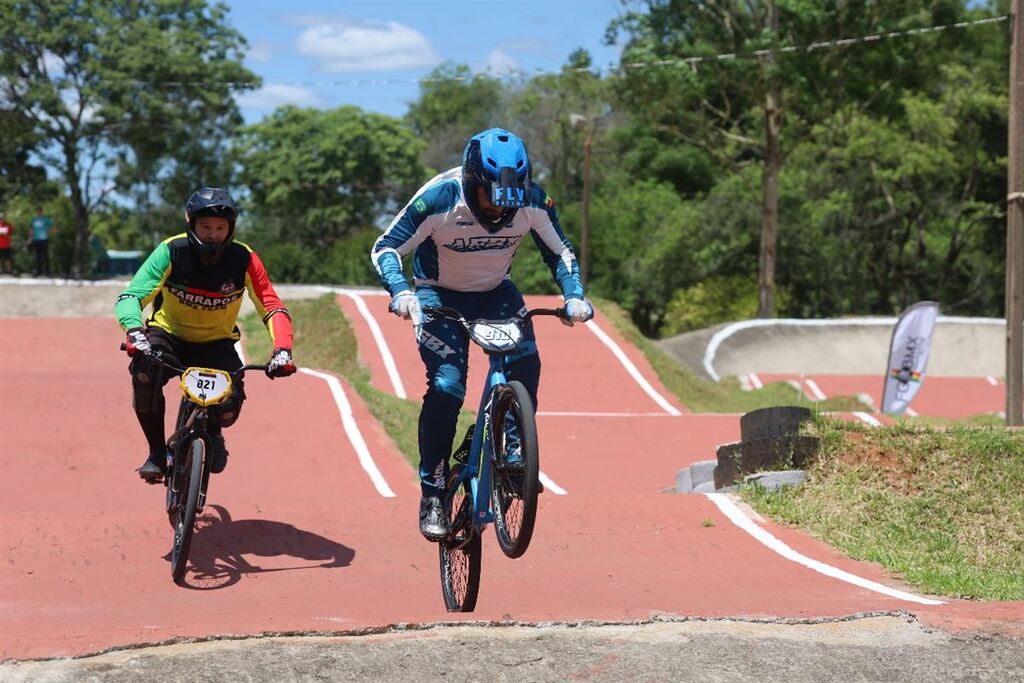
757, 0, 781, 318
580, 126, 593, 288
1008, 0, 1024, 426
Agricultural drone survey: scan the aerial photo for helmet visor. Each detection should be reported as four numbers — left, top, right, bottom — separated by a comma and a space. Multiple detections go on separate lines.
489, 167, 529, 208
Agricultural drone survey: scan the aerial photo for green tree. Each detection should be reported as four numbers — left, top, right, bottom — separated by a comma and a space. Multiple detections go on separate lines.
0, 0, 257, 275
607, 0, 993, 317
405, 63, 503, 172
234, 105, 427, 250
0, 109, 47, 205
778, 63, 1006, 316
506, 49, 613, 201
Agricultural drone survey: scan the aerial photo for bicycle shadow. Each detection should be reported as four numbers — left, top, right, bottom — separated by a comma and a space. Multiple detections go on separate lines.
166, 504, 355, 590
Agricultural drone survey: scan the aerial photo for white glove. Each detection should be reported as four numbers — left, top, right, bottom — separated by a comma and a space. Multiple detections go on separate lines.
563, 298, 594, 326
390, 290, 420, 321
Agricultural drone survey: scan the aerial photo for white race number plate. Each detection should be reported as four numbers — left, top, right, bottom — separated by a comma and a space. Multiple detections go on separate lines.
180, 367, 233, 406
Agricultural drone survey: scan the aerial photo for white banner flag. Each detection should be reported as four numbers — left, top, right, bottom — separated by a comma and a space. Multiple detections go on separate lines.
882, 301, 940, 415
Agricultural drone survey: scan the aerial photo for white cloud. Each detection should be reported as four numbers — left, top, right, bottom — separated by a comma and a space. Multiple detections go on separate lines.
297, 20, 439, 72
236, 83, 323, 110
478, 49, 521, 77
247, 40, 272, 63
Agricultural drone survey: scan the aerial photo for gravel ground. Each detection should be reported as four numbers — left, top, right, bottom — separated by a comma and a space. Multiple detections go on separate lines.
4, 617, 1023, 682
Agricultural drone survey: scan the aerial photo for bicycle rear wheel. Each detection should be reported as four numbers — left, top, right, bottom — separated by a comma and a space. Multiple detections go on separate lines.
439, 465, 481, 612
171, 437, 204, 583
491, 380, 540, 559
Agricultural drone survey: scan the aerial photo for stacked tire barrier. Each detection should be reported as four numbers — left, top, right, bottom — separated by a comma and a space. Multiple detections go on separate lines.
712, 406, 818, 490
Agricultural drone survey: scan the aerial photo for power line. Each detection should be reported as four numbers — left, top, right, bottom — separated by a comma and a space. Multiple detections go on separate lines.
618, 15, 1010, 70
3, 14, 1009, 90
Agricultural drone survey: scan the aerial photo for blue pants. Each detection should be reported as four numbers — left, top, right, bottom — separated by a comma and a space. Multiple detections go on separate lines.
415, 280, 541, 497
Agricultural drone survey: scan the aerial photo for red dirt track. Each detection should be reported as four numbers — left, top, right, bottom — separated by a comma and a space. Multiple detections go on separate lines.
758, 373, 1005, 418
1, 305, 1021, 660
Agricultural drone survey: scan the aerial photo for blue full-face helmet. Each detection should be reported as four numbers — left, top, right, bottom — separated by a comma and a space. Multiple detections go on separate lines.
462, 128, 531, 228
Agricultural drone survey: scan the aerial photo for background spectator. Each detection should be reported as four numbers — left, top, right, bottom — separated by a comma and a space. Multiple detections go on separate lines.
29, 206, 54, 277
0, 213, 13, 274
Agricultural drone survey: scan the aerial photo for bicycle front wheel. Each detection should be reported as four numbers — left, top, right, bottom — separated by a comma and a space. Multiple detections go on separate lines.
165, 399, 192, 529
171, 437, 204, 583
439, 465, 481, 612
491, 380, 540, 559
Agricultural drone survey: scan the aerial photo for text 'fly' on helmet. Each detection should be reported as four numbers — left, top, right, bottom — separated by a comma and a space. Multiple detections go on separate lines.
184, 187, 239, 263
462, 128, 531, 228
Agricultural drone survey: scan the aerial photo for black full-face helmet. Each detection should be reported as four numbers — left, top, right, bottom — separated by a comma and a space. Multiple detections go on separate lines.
462, 128, 531, 229
184, 187, 239, 263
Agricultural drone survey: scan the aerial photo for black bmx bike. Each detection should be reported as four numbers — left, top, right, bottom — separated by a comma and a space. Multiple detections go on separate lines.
123, 345, 268, 583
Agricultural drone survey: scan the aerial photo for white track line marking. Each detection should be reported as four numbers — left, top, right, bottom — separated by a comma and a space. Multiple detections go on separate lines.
538, 471, 567, 495
584, 320, 681, 416
299, 368, 396, 497
805, 379, 827, 401
739, 374, 752, 391
705, 493, 944, 606
340, 291, 407, 399
857, 393, 877, 410
905, 407, 919, 417
748, 372, 763, 389
786, 379, 803, 395
854, 412, 882, 427
537, 411, 673, 417
986, 376, 999, 386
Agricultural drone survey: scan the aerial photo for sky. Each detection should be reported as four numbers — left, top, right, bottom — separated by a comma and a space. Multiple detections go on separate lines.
223, 0, 628, 123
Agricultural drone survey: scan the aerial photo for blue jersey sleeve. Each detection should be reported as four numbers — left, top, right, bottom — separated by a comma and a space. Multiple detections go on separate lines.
371, 179, 459, 297
528, 186, 585, 301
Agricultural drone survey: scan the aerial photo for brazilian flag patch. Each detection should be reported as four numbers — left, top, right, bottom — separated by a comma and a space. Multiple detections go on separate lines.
414, 198, 427, 213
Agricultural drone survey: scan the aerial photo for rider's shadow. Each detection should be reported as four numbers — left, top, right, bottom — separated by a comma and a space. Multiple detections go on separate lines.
168, 505, 355, 590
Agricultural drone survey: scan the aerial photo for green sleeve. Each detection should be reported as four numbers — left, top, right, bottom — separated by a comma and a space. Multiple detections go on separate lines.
115, 242, 171, 330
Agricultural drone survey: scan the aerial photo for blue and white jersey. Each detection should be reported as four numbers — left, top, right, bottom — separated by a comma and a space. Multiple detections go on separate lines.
371, 167, 584, 298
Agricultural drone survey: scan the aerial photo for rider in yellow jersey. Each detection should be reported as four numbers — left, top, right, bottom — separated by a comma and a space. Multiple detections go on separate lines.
115, 188, 296, 481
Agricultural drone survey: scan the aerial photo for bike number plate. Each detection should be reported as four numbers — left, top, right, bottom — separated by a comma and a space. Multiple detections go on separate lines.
469, 321, 522, 353
180, 367, 232, 406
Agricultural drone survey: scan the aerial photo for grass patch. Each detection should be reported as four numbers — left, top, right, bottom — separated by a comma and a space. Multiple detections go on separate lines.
240, 294, 473, 470
742, 414, 1024, 600
592, 297, 865, 413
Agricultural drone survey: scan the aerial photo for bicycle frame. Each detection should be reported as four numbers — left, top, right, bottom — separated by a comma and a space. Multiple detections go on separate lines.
460, 352, 508, 529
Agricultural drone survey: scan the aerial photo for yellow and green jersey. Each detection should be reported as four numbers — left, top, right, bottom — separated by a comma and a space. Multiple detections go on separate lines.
115, 234, 293, 347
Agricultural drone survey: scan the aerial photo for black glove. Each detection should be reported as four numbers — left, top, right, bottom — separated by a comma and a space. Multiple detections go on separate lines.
125, 328, 151, 356
266, 348, 296, 379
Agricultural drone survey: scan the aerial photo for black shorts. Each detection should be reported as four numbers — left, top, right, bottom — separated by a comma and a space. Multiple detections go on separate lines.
0, 248, 10, 259
145, 327, 242, 374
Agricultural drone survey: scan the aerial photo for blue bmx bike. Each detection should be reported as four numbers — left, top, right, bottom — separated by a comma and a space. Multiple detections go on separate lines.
415, 305, 568, 612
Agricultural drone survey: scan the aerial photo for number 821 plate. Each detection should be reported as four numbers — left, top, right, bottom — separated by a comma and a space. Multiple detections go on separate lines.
180, 367, 233, 406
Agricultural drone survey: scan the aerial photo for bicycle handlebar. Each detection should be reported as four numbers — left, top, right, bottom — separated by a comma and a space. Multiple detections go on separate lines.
387, 304, 569, 325
119, 343, 269, 380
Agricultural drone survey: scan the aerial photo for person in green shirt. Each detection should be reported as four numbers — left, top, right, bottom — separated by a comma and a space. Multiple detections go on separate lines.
30, 206, 54, 277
